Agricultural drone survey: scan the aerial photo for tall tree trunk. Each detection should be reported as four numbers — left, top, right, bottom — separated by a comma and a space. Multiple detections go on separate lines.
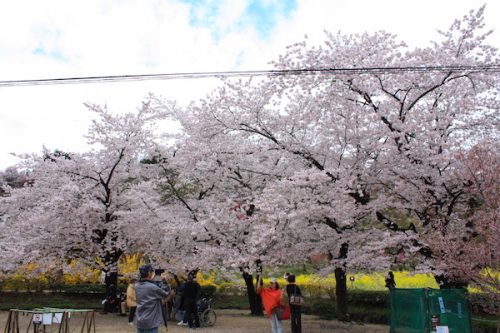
335, 267, 348, 320
241, 260, 263, 316
242, 272, 263, 315
101, 248, 123, 313
335, 243, 349, 321
102, 270, 119, 313
104, 270, 118, 297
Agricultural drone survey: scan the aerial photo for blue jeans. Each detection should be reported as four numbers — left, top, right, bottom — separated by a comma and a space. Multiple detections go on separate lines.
137, 328, 158, 333
270, 310, 283, 333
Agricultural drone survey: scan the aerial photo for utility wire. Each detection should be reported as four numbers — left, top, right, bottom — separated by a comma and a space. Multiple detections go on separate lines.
1, 65, 499, 87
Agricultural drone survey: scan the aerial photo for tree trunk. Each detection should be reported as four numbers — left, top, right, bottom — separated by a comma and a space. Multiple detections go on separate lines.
103, 270, 119, 313
242, 272, 263, 316
335, 267, 348, 320
104, 270, 118, 297
335, 242, 349, 321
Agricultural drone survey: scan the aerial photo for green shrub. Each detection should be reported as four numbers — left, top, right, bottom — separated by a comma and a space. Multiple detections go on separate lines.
200, 284, 217, 298
306, 299, 336, 320
348, 290, 389, 307
213, 294, 248, 309
217, 282, 245, 295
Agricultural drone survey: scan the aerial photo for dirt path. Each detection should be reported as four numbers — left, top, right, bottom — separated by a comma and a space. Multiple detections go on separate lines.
1, 309, 388, 333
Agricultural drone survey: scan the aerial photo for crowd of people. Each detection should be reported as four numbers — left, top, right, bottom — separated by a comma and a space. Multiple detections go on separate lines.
122, 264, 202, 332
120, 265, 303, 333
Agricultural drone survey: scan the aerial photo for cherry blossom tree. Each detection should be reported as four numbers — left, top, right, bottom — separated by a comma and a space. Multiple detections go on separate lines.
0, 100, 172, 297
154, 5, 498, 318
423, 141, 499, 299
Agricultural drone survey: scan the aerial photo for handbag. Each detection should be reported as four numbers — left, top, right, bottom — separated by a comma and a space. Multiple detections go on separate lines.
276, 305, 291, 320
289, 285, 304, 306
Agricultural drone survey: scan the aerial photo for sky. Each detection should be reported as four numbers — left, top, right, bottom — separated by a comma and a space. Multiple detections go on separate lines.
0, 0, 498, 170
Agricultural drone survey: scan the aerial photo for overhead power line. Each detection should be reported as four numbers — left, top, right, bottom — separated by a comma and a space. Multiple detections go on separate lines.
0, 65, 499, 87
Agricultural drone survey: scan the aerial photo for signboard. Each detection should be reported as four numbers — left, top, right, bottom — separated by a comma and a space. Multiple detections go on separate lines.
436, 326, 450, 333
52, 313, 63, 324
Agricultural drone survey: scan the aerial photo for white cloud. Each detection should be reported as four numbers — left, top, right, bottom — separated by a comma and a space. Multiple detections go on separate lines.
0, 0, 498, 170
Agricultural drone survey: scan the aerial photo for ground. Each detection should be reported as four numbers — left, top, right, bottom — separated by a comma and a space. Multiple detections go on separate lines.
1, 309, 388, 333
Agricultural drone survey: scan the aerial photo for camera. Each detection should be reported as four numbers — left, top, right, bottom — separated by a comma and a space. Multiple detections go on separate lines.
152, 268, 170, 293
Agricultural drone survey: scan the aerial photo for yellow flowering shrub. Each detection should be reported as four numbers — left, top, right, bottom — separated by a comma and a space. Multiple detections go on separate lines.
118, 254, 145, 281
0, 257, 493, 295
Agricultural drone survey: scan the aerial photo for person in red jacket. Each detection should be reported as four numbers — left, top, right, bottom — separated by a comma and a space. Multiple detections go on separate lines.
257, 276, 283, 333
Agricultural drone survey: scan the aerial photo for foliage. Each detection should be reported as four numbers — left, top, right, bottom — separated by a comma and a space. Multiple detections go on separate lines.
148, 5, 500, 286
200, 284, 217, 298
118, 253, 146, 281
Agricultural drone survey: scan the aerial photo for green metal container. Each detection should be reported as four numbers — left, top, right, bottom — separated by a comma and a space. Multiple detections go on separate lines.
389, 288, 473, 333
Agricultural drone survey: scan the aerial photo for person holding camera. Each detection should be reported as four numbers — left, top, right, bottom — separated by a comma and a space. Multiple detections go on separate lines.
135, 264, 170, 333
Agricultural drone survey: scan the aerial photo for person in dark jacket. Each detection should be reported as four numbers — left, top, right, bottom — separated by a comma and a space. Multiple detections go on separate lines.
385, 271, 396, 290
286, 274, 302, 333
180, 274, 201, 329
135, 264, 170, 333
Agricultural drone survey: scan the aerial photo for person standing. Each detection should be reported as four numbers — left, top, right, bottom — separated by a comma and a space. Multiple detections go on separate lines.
135, 264, 170, 333
286, 274, 302, 333
180, 274, 201, 330
257, 276, 283, 333
385, 271, 396, 290
126, 278, 138, 325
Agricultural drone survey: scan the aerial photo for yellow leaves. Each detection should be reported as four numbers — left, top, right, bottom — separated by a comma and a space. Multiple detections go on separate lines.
63, 260, 100, 284
196, 271, 216, 285
118, 253, 145, 279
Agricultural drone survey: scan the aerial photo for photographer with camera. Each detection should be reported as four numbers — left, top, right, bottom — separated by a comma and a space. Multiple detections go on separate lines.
135, 264, 172, 333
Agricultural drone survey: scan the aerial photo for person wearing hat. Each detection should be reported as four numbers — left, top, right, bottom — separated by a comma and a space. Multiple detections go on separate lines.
257, 276, 284, 333
135, 264, 170, 333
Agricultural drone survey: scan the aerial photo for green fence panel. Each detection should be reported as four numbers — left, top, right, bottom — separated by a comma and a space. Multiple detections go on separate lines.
427, 289, 473, 333
390, 288, 472, 333
390, 288, 427, 333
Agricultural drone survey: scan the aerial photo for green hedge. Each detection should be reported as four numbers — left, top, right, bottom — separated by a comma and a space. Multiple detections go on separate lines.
0, 291, 103, 311
200, 285, 217, 298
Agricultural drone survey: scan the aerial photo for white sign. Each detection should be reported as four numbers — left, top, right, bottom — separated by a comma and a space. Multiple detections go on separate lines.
52, 313, 63, 324
438, 297, 446, 313
42, 313, 52, 325
436, 326, 449, 333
